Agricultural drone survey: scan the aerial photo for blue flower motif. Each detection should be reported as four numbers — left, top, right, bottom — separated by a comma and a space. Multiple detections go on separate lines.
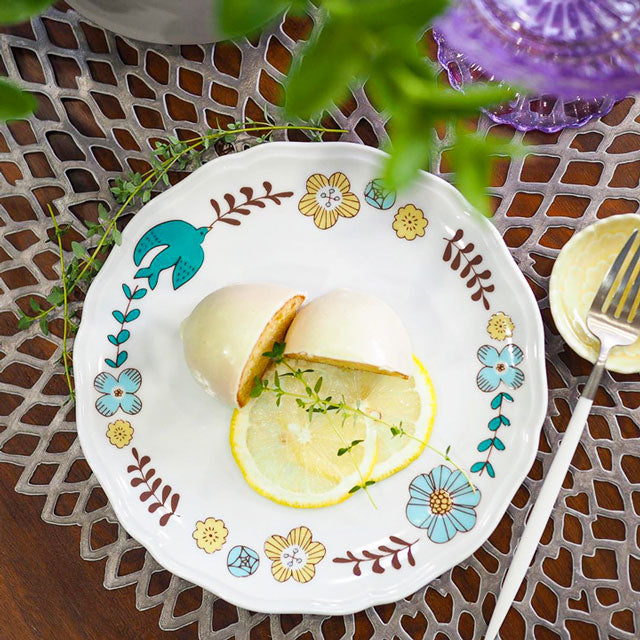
227, 545, 260, 577
94, 368, 142, 417
407, 465, 481, 544
364, 179, 396, 210
476, 344, 524, 393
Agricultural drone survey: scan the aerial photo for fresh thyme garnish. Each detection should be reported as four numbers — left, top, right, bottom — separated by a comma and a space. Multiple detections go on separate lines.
15, 121, 346, 403
49, 204, 74, 404
252, 342, 476, 505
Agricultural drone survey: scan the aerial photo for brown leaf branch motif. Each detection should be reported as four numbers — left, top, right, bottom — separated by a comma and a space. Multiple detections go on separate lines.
333, 536, 418, 576
442, 229, 494, 310
127, 447, 180, 526
208, 181, 294, 229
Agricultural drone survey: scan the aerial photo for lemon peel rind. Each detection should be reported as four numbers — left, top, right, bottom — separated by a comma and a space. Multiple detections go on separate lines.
368, 354, 437, 482
229, 411, 378, 508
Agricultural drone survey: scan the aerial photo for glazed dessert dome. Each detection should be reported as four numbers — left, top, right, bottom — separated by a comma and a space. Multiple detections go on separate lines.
283, 289, 413, 378
182, 284, 305, 407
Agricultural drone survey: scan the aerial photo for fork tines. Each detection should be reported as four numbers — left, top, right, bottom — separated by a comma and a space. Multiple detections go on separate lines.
591, 229, 640, 324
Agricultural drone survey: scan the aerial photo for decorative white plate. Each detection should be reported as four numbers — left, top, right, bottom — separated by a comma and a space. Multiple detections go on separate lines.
74, 142, 547, 615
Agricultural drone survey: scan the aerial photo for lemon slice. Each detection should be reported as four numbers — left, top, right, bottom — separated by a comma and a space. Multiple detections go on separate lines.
300, 356, 436, 482
230, 357, 435, 507
361, 356, 436, 481
230, 362, 377, 508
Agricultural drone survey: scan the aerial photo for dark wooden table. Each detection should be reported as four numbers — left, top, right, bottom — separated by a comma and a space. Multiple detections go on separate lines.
1, 3, 639, 639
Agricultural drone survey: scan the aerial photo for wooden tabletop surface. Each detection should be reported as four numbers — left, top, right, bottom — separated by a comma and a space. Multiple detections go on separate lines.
1, 3, 639, 639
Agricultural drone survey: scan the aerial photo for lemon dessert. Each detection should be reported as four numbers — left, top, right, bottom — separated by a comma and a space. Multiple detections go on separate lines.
183, 285, 436, 508
182, 284, 305, 407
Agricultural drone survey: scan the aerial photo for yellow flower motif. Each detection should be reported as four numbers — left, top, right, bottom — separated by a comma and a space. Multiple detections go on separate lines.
298, 172, 360, 229
487, 312, 515, 341
264, 526, 326, 583
193, 517, 228, 554
106, 419, 134, 448
392, 204, 428, 240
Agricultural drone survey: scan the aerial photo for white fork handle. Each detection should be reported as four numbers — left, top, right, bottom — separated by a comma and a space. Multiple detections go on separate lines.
484, 395, 593, 640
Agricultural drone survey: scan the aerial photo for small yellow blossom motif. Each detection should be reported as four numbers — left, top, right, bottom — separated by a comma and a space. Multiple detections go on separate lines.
106, 419, 134, 448
392, 204, 428, 240
193, 517, 228, 554
264, 526, 326, 583
487, 312, 515, 341
298, 172, 360, 229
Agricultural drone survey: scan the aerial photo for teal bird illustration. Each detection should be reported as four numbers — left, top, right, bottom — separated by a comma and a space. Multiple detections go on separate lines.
134, 220, 209, 290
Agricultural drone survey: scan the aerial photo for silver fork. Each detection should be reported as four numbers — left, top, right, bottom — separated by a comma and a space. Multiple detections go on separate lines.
485, 230, 640, 640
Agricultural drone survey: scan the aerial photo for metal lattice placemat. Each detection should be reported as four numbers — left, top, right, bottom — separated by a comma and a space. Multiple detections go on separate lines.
0, 4, 639, 639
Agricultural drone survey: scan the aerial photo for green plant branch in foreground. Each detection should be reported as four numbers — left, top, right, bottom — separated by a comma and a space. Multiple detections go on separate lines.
48, 204, 75, 403
251, 342, 476, 502
0, 1, 55, 121
16, 122, 346, 401
218, 0, 525, 215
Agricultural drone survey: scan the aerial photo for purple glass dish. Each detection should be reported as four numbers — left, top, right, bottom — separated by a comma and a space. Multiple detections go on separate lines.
434, 31, 617, 132
434, 0, 640, 99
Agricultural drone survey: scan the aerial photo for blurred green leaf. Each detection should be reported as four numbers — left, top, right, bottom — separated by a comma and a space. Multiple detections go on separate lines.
0, 0, 54, 25
450, 125, 524, 216
218, 0, 528, 215
217, 0, 291, 38
399, 80, 518, 115
382, 120, 434, 192
285, 18, 366, 119
0, 79, 37, 121
327, 0, 450, 31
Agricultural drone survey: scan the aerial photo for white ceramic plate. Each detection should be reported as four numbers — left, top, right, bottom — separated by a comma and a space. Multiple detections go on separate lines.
74, 142, 547, 614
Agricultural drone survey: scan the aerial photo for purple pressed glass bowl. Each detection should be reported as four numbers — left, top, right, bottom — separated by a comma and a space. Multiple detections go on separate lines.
434, 0, 640, 132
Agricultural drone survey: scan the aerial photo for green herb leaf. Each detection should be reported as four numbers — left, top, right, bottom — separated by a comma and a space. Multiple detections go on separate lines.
348, 485, 361, 494
39, 315, 49, 336
0, 79, 38, 122
46, 286, 64, 306
97, 203, 109, 221
250, 376, 264, 398
451, 123, 524, 216
71, 241, 87, 259
337, 447, 347, 456
218, 0, 293, 38
0, 0, 54, 26
29, 298, 41, 312
285, 18, 366, 120
17, 314, 33, 330
112, 228, 122, 246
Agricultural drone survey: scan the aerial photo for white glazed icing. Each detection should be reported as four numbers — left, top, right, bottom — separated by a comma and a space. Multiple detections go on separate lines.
182, 284, 303, 407
284, 289, 413, 377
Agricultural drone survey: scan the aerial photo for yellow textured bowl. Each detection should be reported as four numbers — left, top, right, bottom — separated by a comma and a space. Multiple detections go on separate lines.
550, 214, 640, 373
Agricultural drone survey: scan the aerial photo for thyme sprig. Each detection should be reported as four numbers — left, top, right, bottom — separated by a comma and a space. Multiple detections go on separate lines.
16, 121, 346, 402
251, 342, 379, 506
48, 204, 74, 403
251, 342, 476, 502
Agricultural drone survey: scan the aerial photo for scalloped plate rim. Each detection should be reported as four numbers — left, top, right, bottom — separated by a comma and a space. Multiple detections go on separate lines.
74, 141, 547, 615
